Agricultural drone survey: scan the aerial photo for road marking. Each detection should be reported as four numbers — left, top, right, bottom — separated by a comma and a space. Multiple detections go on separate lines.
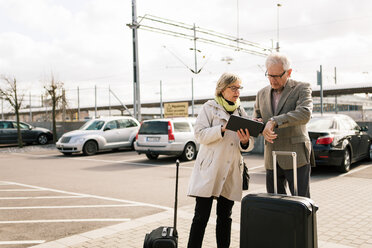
0, 240, 45, 245
1, 181, 172, 211
0, 196, 88, 200
249, 165, 265, 171
0, 218, 131, 224
339, 164, 372, 177
10, 152, 195, 168
0, 204, 142, 210
70, 157, 194, 169
0, 189, 45, 192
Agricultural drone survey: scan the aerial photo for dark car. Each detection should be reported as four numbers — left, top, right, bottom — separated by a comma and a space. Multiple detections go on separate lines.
307, 114, 371, 172
0, 120, 53, 145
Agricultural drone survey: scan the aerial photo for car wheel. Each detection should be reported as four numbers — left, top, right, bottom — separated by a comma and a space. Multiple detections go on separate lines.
62, 152, 72, 156
146, 153, 159, 160
130, 140, 135, 151
83, 140, 98, 156
339, 148, 351, 173
366, 143, 372, 162
37, 134, 48, 145
181, 143, 196, 161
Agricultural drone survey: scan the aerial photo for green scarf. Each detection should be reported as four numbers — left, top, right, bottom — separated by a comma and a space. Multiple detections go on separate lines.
214, 96, 240, 112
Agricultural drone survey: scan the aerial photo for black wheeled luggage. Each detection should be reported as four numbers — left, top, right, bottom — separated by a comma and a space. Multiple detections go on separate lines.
143, 160, 180, 248
240, 151, 318, 248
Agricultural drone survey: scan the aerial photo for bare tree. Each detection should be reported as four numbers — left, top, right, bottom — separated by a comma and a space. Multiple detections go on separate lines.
0, 76, 24, 147
44, 75, 66, 143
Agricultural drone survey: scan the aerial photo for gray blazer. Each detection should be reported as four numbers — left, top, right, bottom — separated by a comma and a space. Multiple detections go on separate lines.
253, 79, 313, 170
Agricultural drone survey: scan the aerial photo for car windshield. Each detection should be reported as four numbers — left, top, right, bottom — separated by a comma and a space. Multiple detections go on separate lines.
80, 120, 105, 130
139, 121, 168, 134
307, 117, 335, 131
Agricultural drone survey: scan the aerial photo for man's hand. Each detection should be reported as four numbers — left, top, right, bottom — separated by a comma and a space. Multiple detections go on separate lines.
262, 120, 278, 143
237, 128, 250, 145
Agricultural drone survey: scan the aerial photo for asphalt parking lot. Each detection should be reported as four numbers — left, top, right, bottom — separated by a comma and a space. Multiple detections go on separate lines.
0, 144, 371, 247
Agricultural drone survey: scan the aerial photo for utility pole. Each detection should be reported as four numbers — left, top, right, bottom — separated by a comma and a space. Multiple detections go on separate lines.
160, 80, 163, 118
109, 85, 111, 116
193, 23, 198, 74
276, 3, 282, 52
62, 89, 66, 121
129, 0, 141, 121
334, 67, 338, 114
95, 85, 97, 118
77, 86, 80, 121
191, 78, 194, 117
29, 92, 32, 122
317, 65, 323, 115
1, 97, 4, 120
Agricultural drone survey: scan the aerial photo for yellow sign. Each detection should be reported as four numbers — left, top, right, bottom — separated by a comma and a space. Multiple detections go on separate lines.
164, 102, 189, 118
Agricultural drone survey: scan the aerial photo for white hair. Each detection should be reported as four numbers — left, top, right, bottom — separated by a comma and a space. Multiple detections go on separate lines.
265, 53, 291, 71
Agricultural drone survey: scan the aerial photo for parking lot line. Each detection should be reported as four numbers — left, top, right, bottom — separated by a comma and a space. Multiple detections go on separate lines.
0, 240, 45, 245
0, 218, 131, 224
0, 204, 142, 210
339, 164, 371, 177
0, 196, 88, 200
0, 189, 45, 192
1, 181, 172, 211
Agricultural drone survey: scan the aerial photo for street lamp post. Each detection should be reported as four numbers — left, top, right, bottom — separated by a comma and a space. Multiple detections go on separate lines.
276, 3, 282, 52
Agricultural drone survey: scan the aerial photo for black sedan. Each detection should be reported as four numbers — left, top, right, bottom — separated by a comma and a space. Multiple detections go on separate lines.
0, 120, 53, 145
307, 114, 371, 172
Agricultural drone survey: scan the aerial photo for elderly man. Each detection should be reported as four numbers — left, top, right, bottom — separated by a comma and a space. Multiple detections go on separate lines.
253, 52, 313, 197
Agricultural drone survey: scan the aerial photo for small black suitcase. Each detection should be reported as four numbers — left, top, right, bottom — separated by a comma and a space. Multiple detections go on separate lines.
143, 160, 180, 248
240, 151, 318, 248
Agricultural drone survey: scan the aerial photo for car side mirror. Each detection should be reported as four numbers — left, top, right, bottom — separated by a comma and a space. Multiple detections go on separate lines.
360, 126, 368, 132
104, 127, 111, 131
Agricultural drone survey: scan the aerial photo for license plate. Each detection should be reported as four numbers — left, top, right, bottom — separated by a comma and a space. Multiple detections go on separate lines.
147, 137, 160, 142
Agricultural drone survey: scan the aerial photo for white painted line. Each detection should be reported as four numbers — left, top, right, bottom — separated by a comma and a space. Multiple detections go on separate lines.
339, 164, 372, 177
0, 240, 45, 245
0, 181, 172, 211
0, 189, 45, 192
71, 157, 193, 169
0, 204, 142, 210
0, 196, 88, 200
249, 165, 265, 171
0, 218, 131, 224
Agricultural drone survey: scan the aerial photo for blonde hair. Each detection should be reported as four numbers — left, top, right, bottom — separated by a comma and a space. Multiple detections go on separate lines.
215, 72, 241, 97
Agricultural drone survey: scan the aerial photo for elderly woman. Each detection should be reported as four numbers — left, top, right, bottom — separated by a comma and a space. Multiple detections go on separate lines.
187, 72, 254, 248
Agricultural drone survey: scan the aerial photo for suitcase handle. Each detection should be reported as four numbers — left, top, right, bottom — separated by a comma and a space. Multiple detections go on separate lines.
272, 151, 297, 196
173, 160, 179, 230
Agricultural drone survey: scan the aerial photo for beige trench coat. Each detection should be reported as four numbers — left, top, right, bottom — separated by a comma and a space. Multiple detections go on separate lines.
187, 100, 254, 202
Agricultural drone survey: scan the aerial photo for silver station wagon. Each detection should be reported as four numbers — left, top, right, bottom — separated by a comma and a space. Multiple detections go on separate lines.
56, 116, 139, 156
134, 117, 199, 161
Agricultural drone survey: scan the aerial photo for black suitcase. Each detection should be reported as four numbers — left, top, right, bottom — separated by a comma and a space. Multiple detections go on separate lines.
240, 151, 318, 248
143, 160, 179, 248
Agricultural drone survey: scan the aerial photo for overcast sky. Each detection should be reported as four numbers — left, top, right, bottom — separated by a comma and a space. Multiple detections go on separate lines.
0, 0, 371, 110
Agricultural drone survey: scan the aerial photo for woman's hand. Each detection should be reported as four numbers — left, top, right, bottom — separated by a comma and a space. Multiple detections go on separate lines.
221, 123, 227, 133
237, 128, 250, 145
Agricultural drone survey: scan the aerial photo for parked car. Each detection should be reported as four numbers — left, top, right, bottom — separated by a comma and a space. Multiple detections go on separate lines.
307, 114, 371, 172
134, 117, 199, 161
56, 116, 140, 156
0, 120, 53, 145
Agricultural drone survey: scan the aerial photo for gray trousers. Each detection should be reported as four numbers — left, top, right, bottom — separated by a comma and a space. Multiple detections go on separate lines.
266, 163, 311, 198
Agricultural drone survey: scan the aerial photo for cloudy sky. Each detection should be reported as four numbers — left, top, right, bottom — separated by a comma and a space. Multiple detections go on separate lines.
0, 0, 371, 111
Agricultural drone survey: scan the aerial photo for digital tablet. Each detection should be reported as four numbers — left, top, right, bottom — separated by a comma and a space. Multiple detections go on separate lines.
226, 115, 265, 137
